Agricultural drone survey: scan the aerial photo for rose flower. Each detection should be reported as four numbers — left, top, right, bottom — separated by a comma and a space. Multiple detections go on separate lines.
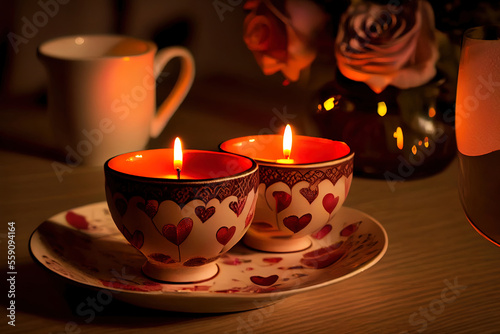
335, 0, 439, 93
243, 0, 328, 82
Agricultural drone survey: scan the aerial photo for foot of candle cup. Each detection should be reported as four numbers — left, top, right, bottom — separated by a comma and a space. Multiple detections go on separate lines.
142, 261, 219, 283
243, 229, 312, 253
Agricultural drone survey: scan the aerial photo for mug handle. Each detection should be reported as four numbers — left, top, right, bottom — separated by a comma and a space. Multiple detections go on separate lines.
150, 46, 195, 138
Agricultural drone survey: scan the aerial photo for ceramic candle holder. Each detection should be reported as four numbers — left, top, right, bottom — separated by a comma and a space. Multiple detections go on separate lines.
104, 149, 259, 282
220, 135, 354, 252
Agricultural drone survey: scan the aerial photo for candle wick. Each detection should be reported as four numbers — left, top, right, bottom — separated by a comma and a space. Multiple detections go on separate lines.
176, 168, 181, 180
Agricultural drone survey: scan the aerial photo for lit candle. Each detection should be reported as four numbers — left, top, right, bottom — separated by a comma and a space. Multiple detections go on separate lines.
276, 124, 295, 164
220, 128, 350, 165
174, 137, 182, 179
219, 127, 354, 253
108, 145, 255, 180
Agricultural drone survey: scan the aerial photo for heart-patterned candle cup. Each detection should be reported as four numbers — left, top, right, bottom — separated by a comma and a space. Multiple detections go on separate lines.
104, 149, 259, 282
220, 135, 354, 252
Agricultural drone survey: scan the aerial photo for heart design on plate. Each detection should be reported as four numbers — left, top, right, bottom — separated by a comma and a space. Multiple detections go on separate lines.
137, 200, 159, 219
300, 187, 318, 204
283, 213, 312, 233
250, 275, 279, 286
322, 193, 339, 214
114, 198, 127, 217
340, 221, 361, 237
216, 226, 236, 245
229, 197, 247, 217
195, 205, 215, 223
311, 224, 332, 240
273, 191, 291, 213
162, 218, 193, 246
66, 211, 89, 230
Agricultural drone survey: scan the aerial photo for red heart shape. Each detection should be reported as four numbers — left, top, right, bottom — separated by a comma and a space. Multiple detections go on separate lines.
273, 191, 291, 213
162, 218, 193, 245
283, 214, 312, 233
311, 224, 332, 240
229, 197, 247, 217
122, 227, 144, 249
322, 193, 339, 214
340, 221, 361, 237
114, 198, 127, 217
300, 250, 345, 269
216, 226, 236, 245
137, 200, 159, 219
250, 275, 279, 286
66, 211, 89, 230
300, 187, 318, 204
195, 206, 216, 223
149, 253, 175, 264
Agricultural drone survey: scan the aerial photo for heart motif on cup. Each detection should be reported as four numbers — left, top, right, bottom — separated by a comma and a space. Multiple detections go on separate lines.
229, 197, 247, 217
195, 205, 215, 223
300, 187, 318, 204
273, 191, 291, 213
216, 226, 236, 245
322, 193, 339, 214
311, 224, 332, 240
162, 218, 193, 246
114, 198, 127, 217
123, 227, 144, 250
245, 209, 255, 228
283, 213, 312, 233
137, 200, 159, 219
250, 275, 279, 286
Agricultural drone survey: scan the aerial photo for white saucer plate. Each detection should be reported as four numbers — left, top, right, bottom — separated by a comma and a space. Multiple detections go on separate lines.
30, 202, 388, 313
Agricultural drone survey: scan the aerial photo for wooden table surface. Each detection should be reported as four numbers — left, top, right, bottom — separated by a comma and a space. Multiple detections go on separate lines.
2, 136, 500, 334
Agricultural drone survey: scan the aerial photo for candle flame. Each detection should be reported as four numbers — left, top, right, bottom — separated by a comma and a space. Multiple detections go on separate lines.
324, 97, 335, 111
428, 107, 436, 118
393, 127, 404, 150
412, 145, 417, 155
174, 137, 183, 172
377, 101, 387, 117
283, 124, 292, 159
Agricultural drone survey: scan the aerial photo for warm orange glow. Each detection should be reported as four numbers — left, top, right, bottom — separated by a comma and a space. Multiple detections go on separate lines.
428, 107, 436, 118
393, 127, 404, 150
412, 145, 417, 155
174, 137, 183, 173
125, 154, 143, 162
283, 124, 292, 159
377, 101, 387, 117
424, 137, 429, 148
324, 97, 335, 111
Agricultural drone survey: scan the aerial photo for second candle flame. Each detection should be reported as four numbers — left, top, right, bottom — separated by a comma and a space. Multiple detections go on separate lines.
174, 137, 183, 178
283, 124, 292, 159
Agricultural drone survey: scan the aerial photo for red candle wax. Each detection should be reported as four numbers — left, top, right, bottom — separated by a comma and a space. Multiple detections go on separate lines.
220, 135, 350, 165
107, 149, 254, 180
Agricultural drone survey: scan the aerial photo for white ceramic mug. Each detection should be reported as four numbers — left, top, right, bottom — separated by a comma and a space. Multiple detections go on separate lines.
38, 34, 195, 166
